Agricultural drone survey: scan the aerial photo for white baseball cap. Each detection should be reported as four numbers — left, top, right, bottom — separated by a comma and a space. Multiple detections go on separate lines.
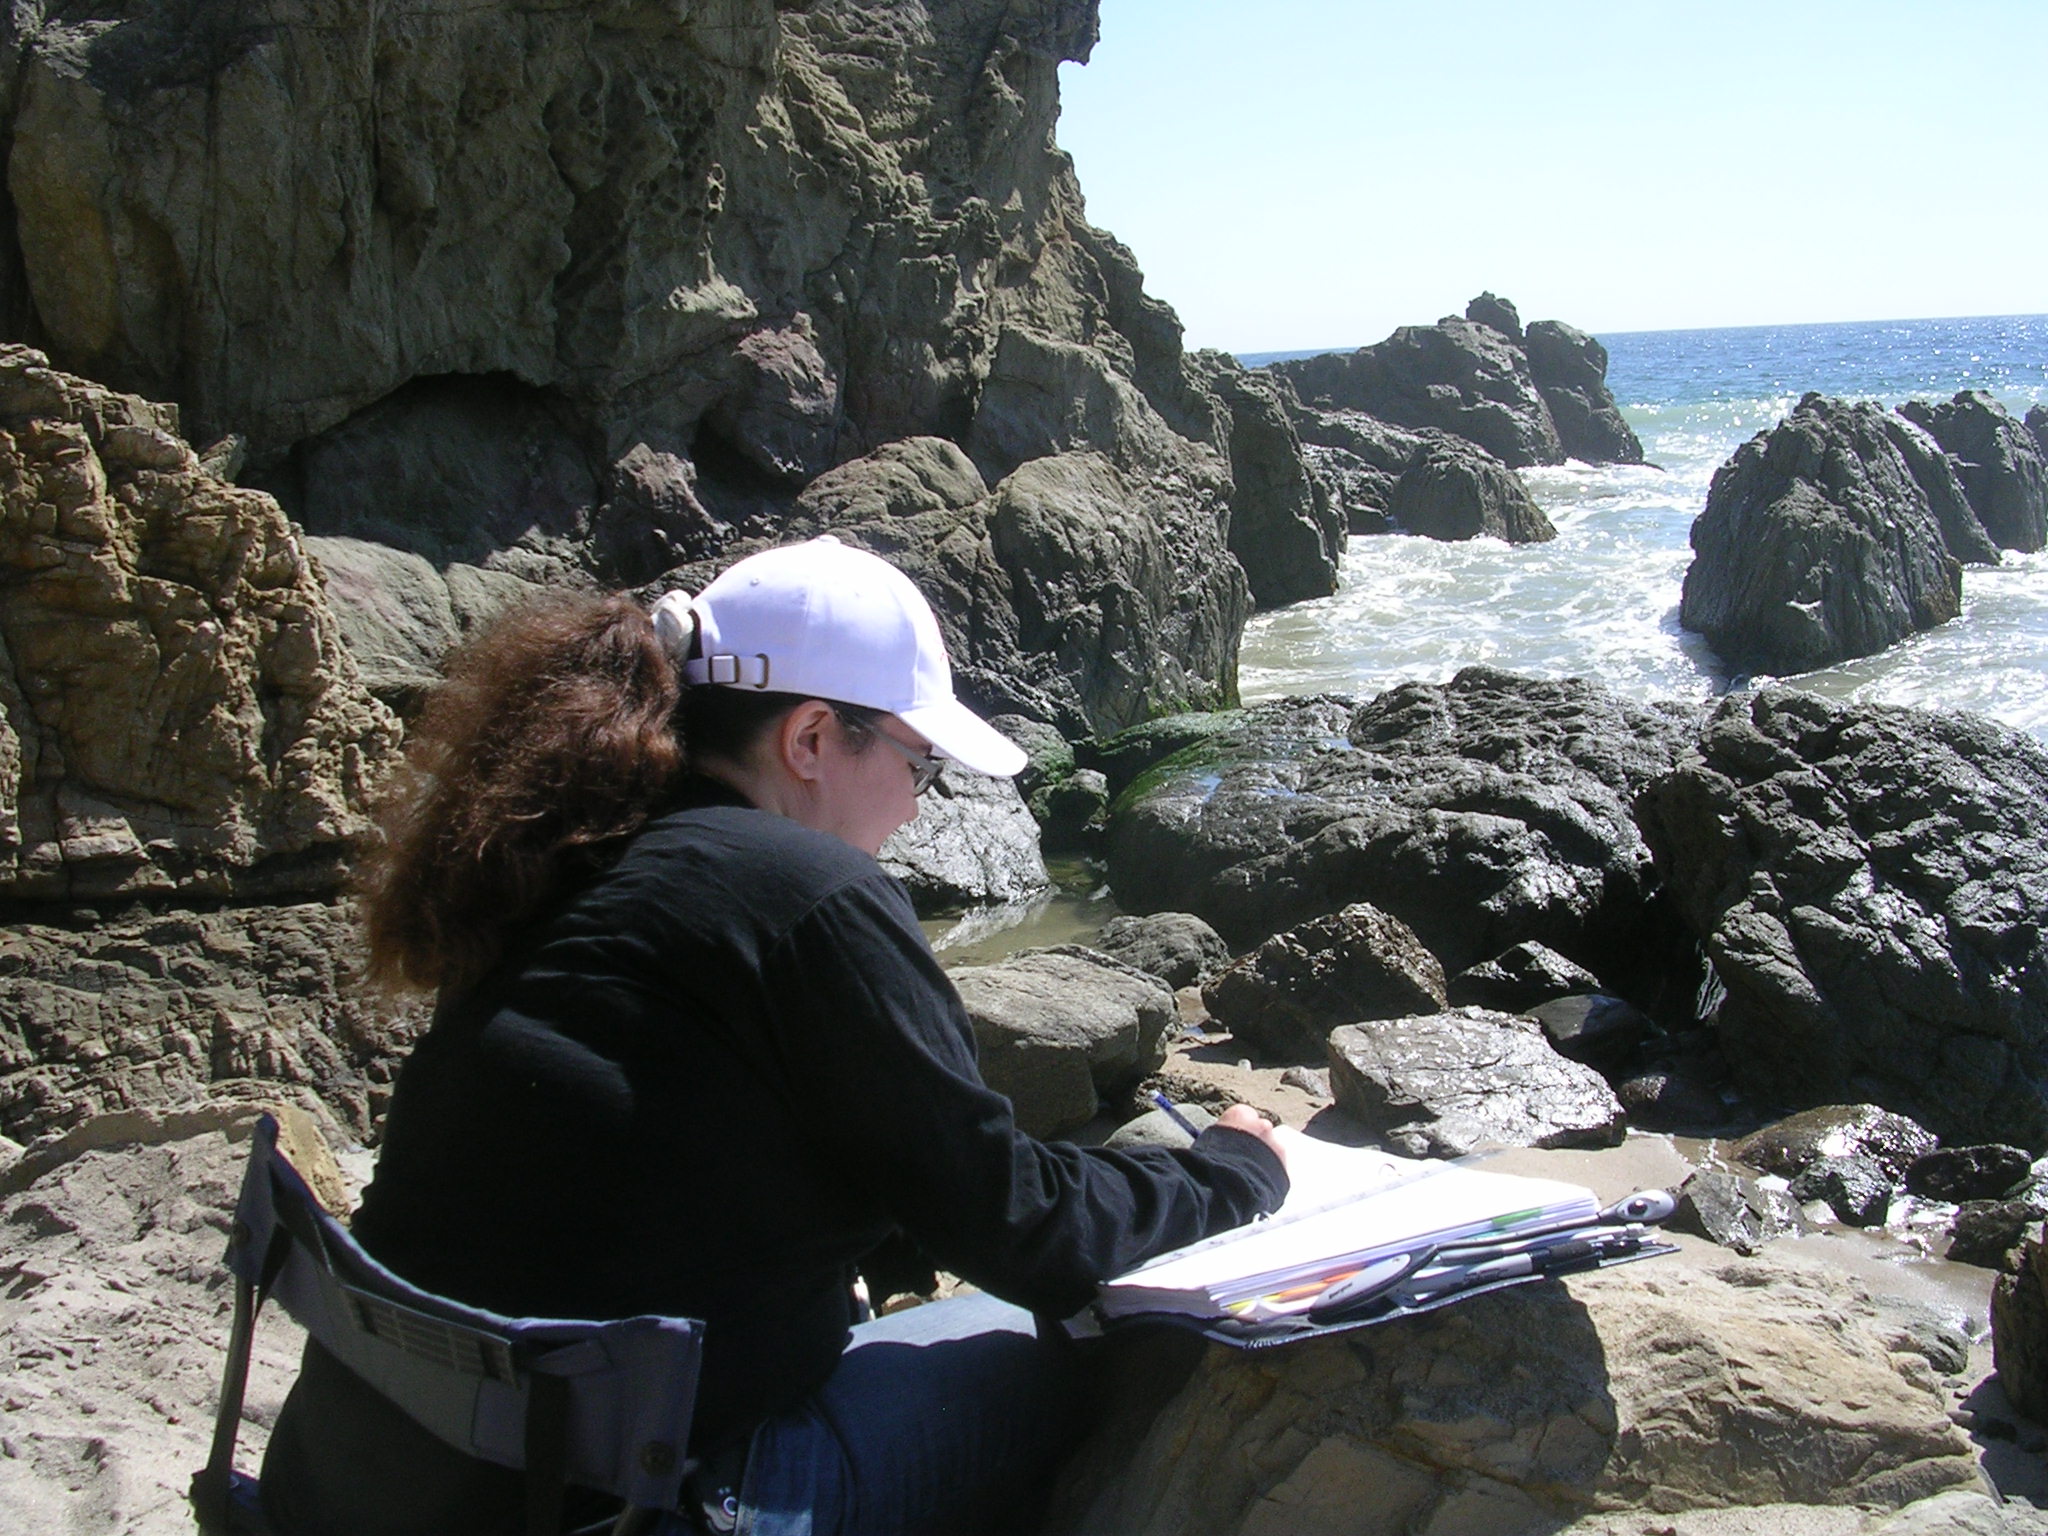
649, 536, 1027, 778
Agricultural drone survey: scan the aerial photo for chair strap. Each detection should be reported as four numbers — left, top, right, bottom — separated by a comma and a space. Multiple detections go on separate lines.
191, 1219, 292, 1535
524, 1367, 574, 1536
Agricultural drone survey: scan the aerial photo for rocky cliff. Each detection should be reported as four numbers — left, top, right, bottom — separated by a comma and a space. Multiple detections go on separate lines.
0, 0, 1343, 730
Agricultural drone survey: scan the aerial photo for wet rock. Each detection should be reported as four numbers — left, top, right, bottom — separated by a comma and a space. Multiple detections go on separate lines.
1905, 1144, 2035, 1204
0, 902, 419, 1146
1615, 1065, 1729, 1132
1464, 291, 1524, 343
1670, 1167, 1808, 1254
1525, 319, 1646, 466
1680, 394, 1966, 675
1789, 1154, 1894, 1227
1032, 769, 1109, 851
990, 714, 1074, 803
1202, 903, 1447, 1063
1052, 1254, 1980, 1533
1091, 913, 1231, 991
1105, 1100, 1213, 1152
1529, 993, 1654, 1073
1731, 1104, 1939, 1183
1449, 941, 1602, 1012
1898, 390, 2048, 553
1993, 1229, 2048, 1420
949, 947, 1175, 1139
878, 768, 1050, 912
1326, 1007, 1626, 1157
1298, 441, 1397, 535
1271, 316, 1565, 468
1388, 433, 1557, 543
1188, 352, 1342, 607
1948, 1201, 2044, 1271
0, 349, 401, 903
1106, 671, 1701, 1012
1639, 690, 2048, 1149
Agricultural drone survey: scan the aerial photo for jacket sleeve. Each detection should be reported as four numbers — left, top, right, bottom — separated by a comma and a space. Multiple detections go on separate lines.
758, 873, 1289, 1317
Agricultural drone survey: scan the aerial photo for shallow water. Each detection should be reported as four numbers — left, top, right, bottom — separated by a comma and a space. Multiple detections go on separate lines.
1240, 313, 2048, 742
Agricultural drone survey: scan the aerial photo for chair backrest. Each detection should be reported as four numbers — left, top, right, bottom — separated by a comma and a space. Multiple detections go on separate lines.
191, 1114, 705, 1536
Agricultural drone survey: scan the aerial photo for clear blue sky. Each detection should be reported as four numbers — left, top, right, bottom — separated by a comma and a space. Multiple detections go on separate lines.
1055, 1, 2048, 352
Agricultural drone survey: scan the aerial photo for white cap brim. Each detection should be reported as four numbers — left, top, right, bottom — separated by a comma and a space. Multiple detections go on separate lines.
898, 700, 1029, 778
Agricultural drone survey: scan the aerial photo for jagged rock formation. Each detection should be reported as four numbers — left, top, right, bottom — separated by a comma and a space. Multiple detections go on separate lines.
1387, 432, 1556, 542
1103, 671, 1703, 1014
1898, 391, 2048, 554
1271, 294, 1645, 471
1638, 689, 2048, 1149
0, 0, 1333, 729
0, 347, 399, 901
0, 901, 422, 1144
1680, 394, 1970, 676
1526, 319, 1646, 466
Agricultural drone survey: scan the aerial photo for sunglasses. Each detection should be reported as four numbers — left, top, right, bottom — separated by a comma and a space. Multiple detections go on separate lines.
871, 729, 946, 796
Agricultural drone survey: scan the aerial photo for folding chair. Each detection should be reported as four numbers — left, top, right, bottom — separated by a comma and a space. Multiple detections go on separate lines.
190, 1114, 707, 1536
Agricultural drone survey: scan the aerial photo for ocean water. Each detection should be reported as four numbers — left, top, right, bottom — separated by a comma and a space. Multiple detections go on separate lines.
1237, 313, 2048, 742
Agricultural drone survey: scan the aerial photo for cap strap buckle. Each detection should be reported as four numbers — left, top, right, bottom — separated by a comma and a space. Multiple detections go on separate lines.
686, 653, 773, 689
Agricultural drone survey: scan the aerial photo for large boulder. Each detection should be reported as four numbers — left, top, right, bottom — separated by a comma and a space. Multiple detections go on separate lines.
1104, 670, 1702, 1013
0, 348, 399, 902
877, 767, 1051, 912
1897, 390, 2048, 553
1524, 319, 1646, 466
1637, 689, 2048, 1149
1680, 394, 1969, 676
1387, 432, 1556, 543
1201, 903, 1446, 1063
1052, 1251, 1981, 1533
1298, 441, 1396, 535
1187, 353, 1342, 608
947, 946, 1175, 1138
0, 902, 421, 1145
1271, 316, 1565, 468
1993, 1229, 2048, 1420
1091, 912, 1232, 990
1327, 1007, 1627, 1155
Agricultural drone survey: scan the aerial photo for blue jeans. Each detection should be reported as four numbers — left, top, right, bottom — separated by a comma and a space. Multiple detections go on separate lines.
700, 1291, 1087, 1536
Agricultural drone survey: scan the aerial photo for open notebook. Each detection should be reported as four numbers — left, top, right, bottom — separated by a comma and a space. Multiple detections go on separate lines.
1100, 1130, 1603, 1324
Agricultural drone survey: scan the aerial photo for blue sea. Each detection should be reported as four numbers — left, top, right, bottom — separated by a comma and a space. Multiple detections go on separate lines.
1236, 313, 2048, 742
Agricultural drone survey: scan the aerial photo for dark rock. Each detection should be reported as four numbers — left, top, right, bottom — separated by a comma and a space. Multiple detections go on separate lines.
1639, 690, 2048, 1149
1448, 942, 1601, 1012
1897, 391, 2048, 553
1669, 1167, 1808, 1255
1731, 1104, 1938, 1183
1083, 707, 1262, 802
1949, 1201, 2045, 1271
1288, 406, 1425, 474
1106, 672, 1702, 1014
704, 323, 838, 484
1188, 352, 1343, 607
948, 946, 1176, 1139
1464, 291, 1523, 344
1994, 1230, 2048, 1419
0, 902, 422, 1144
1889, 1315, 1972, 1378
877, 768, 1050, 912
1271, 317, 1565, 468
1788, 1154, 1893, 1227
1388, 435, 1556, 544
1615, 1066, 1728, 1132
1905, 1145, 2035, 1204
1031, 769, 1109, 852
990, 714, 1075, 803
1201, 903, 1447, 1063
1326, 1007, 1627, 1157
1680, 394, 1965, 675
1300, 442, 1397, 536
2027, 405, 2048, 463
1882, 410, 2002, 565
1091, 913, 1231, 991
1528, 993, 1653, 1074
1524, 320, 1645, 466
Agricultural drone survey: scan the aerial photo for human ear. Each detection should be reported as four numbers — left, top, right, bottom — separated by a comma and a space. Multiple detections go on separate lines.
777, 700, 836, 785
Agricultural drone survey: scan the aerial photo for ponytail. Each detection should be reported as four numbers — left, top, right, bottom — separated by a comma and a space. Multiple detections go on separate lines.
359, 592, 684, 997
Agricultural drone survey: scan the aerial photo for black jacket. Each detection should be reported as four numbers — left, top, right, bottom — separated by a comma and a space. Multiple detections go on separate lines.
261, 782, 1286, 1534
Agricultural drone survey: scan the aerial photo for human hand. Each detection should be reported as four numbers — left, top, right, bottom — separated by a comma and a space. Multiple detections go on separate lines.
1213, 1104, 1288, 1168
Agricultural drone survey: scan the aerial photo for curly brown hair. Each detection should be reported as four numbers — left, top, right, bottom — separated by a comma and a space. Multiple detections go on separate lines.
359, 591, 684, 997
